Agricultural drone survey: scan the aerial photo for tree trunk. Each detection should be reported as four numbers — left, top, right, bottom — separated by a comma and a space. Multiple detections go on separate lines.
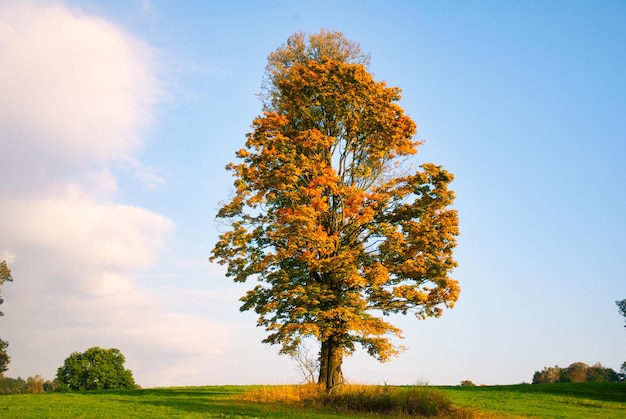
318, 337, 343, 391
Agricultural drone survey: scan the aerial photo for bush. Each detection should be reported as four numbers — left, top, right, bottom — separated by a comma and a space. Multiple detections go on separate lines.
56, 347, 136, 390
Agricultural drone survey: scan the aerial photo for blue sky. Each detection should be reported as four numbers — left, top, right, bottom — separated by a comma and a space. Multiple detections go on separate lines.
0, 0, 624, 387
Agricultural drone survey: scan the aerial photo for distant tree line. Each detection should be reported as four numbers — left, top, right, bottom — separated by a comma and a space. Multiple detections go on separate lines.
532, 362, 621, 384
0, 375, 60, 395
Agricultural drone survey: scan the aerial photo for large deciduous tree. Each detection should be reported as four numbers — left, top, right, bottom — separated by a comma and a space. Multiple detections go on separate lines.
56, 347, 136, 390
0, 261, 13, 374
211, 30, 460, 390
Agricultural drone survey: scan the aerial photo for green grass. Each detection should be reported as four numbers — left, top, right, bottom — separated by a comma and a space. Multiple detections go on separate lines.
440, 382, 626, 418
0, 382, 623, 418
0, 385, 431, 418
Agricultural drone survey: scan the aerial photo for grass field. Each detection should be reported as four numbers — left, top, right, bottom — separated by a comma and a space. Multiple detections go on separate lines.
0, 382, 623, 418
440, 382, 626, 418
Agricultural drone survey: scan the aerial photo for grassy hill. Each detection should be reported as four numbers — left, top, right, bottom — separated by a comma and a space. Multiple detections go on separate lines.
0, 382, 623, 418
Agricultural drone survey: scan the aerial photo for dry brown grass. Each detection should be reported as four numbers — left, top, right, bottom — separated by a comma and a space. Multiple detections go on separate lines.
241, 383, 320, 404
242, 383, 473, 417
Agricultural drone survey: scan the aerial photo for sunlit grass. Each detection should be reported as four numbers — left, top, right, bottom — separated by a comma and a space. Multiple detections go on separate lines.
242, 383, 465, 417
0, 382, 624, 418
440, 382, 626, 418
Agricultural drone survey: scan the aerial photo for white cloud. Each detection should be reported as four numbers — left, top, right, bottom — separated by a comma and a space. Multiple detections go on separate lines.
0, 0, 161, 195
0, 0, 230, 387
1, 193, 172, 272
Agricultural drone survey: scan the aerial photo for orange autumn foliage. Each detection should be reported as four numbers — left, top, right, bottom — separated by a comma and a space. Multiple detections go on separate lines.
211, 30, 459, 390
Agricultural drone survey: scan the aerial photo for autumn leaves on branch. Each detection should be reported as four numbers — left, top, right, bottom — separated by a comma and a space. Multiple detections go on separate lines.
211, 30, 459, 390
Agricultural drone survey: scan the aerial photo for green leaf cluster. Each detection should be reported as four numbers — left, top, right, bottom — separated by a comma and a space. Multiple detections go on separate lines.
56, 347, 136, 391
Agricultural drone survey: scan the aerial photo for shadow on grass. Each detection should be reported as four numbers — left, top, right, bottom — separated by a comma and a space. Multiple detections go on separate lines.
117, 386, 246, 398
127, 398, 272, 417
81, 386, 288, 417
81, 386, 465, 418
443, 382, 626, 403
519, 382, 626, 403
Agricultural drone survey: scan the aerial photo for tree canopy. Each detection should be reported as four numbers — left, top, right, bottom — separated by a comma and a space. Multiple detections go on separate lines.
211, 30, 460, 390
56, 347, 136, 390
